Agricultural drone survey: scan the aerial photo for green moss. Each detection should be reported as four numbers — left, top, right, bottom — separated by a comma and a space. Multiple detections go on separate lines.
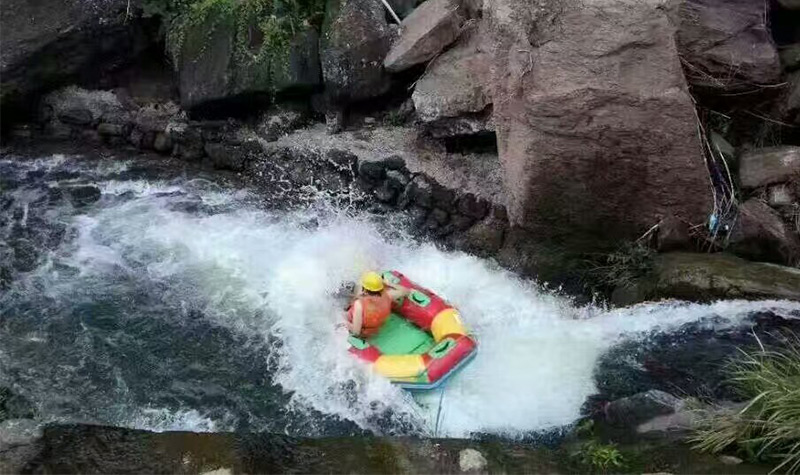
149, 0, 323, 92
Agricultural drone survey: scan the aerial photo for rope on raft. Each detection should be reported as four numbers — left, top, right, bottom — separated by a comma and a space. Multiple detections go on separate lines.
434, 388, 446, 437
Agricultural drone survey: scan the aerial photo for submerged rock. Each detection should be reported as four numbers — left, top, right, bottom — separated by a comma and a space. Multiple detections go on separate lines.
384, 0, 466, 73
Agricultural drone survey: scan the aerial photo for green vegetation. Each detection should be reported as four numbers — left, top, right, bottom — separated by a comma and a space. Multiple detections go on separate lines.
572, 440, 626, 473
142, 0, 324, 79
691, 334, 800, 473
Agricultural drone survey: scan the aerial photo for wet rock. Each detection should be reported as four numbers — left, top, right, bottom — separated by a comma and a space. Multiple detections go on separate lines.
455, 216, 506, 256
384, 0, 466, 73
456, 193, 489, 220
729, 199, 800, 265
375, 181, 397, 203
44, 87, 129, 126
176, 20, 320, 110
404, 175, 434, 208
459, 448, 488, 472
412, 22, 493, 138
620, 252, 800, 303
204, 142, 260, 172
97, 123, 126, 136
385, 169, 410, 191
488, 0, 711, 248
604, 390, 684, 429
320, 0, 393, 104
257, 108, 307, 142
57, 108, 93, 126
739, 146, 800, 189
66, 185, 102, 207
656, 216, 692, 252
0, 419, 44, 474
153, 132, 173, 154
674, 0, 780, 91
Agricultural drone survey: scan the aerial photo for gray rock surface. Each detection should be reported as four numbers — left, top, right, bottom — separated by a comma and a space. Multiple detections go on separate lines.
321, 0, 393, 104
674, 0, 780, 90
459, 448, 488, 472
177, 20, 320, 110
739, 146, 800, 189
384, 0, 466, 73
487, 0, 711, 248
412, 23, 493, 138
0, 0, 149, 112
620, 252, 800, 303
604, 390, 685, 429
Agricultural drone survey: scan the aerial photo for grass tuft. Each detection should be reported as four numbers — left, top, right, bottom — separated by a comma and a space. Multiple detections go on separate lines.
691, 333, 800, 473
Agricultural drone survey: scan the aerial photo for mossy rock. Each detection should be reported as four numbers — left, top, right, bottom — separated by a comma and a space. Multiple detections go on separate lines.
174, 8, 321, 111
615, 252, 800, 304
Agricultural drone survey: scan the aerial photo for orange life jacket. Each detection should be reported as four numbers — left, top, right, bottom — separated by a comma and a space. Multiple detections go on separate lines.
348, 293, 392, 337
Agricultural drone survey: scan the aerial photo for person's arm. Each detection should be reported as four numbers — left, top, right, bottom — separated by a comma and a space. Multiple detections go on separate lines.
384, 280, 411, 301
346, 299, 363, 335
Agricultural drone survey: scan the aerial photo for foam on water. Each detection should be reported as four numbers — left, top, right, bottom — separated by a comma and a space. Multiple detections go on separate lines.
5, 154, 800, 437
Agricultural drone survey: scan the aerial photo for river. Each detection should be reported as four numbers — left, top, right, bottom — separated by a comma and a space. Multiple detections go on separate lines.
2, 148, 799, 440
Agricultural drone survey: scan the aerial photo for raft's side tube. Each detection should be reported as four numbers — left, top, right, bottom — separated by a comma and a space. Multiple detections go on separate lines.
348, 271, 478, 387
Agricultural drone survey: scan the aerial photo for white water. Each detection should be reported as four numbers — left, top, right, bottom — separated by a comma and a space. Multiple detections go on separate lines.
6, 155, 800, 438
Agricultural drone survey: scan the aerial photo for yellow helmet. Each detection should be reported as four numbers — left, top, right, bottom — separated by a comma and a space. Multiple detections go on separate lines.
360, 271, 384, 292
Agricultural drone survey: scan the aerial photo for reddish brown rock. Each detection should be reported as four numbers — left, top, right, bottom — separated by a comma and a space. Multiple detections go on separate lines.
487, 0, 711, 246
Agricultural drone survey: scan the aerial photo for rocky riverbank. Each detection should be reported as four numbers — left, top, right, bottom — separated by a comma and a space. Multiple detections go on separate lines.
3, 0, 800, 301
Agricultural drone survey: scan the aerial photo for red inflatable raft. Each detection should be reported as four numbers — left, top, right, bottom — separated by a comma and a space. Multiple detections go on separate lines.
348, 271, 477, 390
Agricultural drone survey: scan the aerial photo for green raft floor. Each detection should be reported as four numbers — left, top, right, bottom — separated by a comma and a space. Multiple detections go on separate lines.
367, 313, 435, 355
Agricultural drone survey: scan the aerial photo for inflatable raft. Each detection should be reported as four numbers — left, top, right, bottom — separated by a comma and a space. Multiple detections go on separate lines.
348, 271, 477, 390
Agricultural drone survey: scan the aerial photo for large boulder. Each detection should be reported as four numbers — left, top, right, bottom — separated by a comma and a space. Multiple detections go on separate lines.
412, 23, 493, 138
176, 14, 321, 112
0, 0, 150, 115
674, 0, 781, 91
487, 0, 711, 248
728, 199, 800, 265
617, 252, 800, 303
320, 0, 393, 105
739, 146, 800, 189
383, 0, 466, 73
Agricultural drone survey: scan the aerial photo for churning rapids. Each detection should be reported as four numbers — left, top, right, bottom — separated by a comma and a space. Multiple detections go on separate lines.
2, 150, 800, 439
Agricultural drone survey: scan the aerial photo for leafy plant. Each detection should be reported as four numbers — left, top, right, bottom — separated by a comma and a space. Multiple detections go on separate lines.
143, 0, 324, 78
691, 334, 800, 473
574, 440, 626, 473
